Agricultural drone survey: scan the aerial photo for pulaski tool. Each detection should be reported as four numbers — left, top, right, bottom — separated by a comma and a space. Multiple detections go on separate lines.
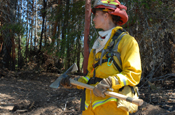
50, 63, 144, 106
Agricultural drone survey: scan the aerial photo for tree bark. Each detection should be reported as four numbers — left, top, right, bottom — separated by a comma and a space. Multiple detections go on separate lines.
34, 0, 38, 50
30, 0, 34, 51
25, 0, 29, 63
83, 0, 91, 74
66, 0, 70, 69
18, 0, 22, 69
76, 34, 81, 73
39, 0, 47, 51
60, 0, 66, 59
39, 0, 47, 52
11, 35, 16, 71
52, 0, 61, 44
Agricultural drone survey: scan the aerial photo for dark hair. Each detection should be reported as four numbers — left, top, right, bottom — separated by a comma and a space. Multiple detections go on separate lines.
92, 8, 103, 14
92, 8, 123, 26
111, 15, 123, 26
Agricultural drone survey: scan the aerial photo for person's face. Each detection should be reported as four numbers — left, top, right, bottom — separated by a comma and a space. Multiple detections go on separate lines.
93, 10, 106, 29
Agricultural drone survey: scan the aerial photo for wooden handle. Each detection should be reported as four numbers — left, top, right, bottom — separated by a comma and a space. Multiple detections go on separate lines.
70, 79, 143, 106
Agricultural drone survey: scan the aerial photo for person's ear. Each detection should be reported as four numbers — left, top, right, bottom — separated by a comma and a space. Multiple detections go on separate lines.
104, 13, 108, 19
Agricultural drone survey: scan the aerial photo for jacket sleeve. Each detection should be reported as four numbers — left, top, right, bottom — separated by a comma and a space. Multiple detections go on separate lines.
87, 49, 95, 75
111, 35, 142, 90
77, 49, 94, 89
76, 76, 90, 89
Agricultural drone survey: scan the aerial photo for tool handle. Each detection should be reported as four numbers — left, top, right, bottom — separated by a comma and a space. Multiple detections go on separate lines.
70, 79, 143, 106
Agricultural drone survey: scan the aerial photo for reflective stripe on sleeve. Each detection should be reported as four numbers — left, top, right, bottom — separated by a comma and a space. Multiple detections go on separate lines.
117, 73, 128, 86
82, 76, 90, 83
85, 101, 89, 110
92, 97, 117, 110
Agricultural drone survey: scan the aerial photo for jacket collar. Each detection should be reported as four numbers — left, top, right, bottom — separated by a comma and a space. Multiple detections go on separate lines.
103, 26, 123, 49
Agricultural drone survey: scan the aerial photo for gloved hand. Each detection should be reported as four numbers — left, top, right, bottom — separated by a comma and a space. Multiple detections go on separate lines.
78, 77, 87, 83
117, 86, 139, 113
93, 76, 119, 97
76, 77, 87, 89
60, 77, 71, 87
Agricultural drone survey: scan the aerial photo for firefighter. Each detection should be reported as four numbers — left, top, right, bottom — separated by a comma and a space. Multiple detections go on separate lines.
61, 0, 142, 115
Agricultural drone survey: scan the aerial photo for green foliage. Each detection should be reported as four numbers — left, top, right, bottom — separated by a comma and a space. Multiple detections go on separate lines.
0, 22, 25, 35
21, 35, 27, 56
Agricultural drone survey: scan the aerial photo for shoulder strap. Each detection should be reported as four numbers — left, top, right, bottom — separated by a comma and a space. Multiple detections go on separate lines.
109, 29, 126, 65
94, 29, 126, 73
112, 32, 127, 66
99, 29, 124, 65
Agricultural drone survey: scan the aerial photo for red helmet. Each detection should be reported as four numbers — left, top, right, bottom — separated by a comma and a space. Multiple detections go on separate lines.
92, 0, 128, 25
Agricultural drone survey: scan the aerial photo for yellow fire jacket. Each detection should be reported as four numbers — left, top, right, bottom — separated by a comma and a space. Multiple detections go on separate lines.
78, 26, 142, 111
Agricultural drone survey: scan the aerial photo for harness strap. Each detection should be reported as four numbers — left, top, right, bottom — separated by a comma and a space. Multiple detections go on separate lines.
111, 29, 123, 42
113, 52, 122, 66
87, 77, 103, 84
111, 57, 122, 72
94, 59, 108, 68
112, 33, 127, 66
93, 30, 126, 72
80, 89, 86, 112
113, 33, 126, 52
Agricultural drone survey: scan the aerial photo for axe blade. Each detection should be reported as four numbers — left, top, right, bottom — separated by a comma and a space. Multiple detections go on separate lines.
64, 63, 78, 74
49, 74, 66, 88
49, 63, 78, 88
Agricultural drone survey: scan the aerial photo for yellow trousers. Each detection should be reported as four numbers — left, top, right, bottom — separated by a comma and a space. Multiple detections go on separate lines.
82, 102, 129, 115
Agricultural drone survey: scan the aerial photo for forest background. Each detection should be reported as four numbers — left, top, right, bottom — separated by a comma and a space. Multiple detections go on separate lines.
0, 0, 175, 91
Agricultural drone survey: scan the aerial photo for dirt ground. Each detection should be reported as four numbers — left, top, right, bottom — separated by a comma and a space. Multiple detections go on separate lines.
0, 70, 175, 115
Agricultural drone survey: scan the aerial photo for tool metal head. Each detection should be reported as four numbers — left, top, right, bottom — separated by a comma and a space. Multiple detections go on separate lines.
49, 63, 78, 88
